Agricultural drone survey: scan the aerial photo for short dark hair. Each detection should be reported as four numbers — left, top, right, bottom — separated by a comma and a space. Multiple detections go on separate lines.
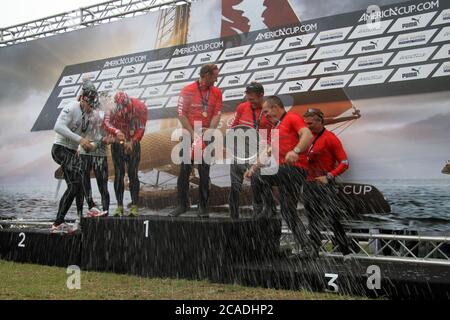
245, 82, 264, 95
265, 96, 284, 109
199, 63, 218, 77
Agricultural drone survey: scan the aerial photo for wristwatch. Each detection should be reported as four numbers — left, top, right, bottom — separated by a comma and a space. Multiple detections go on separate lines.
293, 147, 301, 154
326, 172, 335, 181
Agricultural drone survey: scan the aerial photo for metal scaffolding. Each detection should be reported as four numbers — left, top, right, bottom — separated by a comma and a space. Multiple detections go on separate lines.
0, 0, 193, 47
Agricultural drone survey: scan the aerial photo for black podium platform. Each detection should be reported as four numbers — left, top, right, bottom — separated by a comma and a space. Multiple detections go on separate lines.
0, 228, 81, 267
1, 216, 450, 299
80, 216, 281, 279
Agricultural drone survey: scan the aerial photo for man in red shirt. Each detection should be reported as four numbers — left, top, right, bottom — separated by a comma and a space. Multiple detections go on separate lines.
245, 96, 313, 253
170, 63, 223, 218
303, 108, 352, 256
228, 82, 275, 219
102, 91, 148, 217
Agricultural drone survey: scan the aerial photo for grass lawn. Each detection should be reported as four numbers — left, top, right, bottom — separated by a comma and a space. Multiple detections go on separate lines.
0, 259, 366, 300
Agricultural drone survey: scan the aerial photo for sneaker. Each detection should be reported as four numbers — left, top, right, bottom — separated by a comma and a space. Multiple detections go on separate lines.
50, 222, 74, 234
129, 205, 138, 217
113, 207, 124, 217
86, 207, 108, 218
168, 206, 187, 217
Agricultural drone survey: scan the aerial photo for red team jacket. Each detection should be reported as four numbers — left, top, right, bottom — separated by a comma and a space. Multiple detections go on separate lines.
306, 129, 349, 180
103, 97, 148, 143
177, 81, 223, 129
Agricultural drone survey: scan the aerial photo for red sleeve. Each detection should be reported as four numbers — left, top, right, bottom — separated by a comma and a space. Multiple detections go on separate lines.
231, 103, 243, 128
328, 134, 349, 177
177, 87, 190, 118
289, 112, 306, 132
102, 111, 119, 136
213, 88, 223, 116
131, 100, 148, 143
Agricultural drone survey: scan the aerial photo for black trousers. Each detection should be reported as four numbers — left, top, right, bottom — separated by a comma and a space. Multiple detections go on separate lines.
229, 163, 275, 219
80, 155, 110, 212
111, 142, 141, 206
177, 161, 210, 210
304, 181, 351, 254
51, 144, 84, 225
251, 165, 310, 247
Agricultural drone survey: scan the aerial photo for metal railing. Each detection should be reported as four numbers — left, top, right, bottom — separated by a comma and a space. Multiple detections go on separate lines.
281, 227, 450, 266
0, 0, 192, 47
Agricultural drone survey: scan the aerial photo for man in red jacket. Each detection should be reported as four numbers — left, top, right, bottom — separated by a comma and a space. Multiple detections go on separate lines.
103, 91, 148, 217
303, 108, 352, 256
229, 82, 275, 219
169, 63, 223, 218
245, 96, 314, 254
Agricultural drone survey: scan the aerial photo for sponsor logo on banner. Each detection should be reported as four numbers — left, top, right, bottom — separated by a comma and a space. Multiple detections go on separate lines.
263, 83, 282, 95
123, 88, 144, 98
98, 79, 121, 92
98, 67, 122, 80
278, 33, 316, 51
57, 98, 77, 109
389, 29, 438, 49
255, 24, 318, 41
58, 85, 80, 98
311, 43, 354, 60
78, 71, 100, 83
142, 85, 169, 98
59, 74, 81, 87
247, 39, 282, 56
166, 55, 195, 70
142, 72, 169, 86
349, 36, 394, 55
167, 68, 195, 82
279, 48, 316, 65
431, 26, 450, 43
312, 26, 353, 45
389, 63, 438, 81
146, 97, 168, 109
103, 55, 147, 68
432, 44, 450, 60
119, 76, 144, 89
249, 68, 282, 83
142, 59, 169, 73
349, 19, 393, 39
312, 74, 354, 90
223, 88, 246, 101
172, 41, 224, 56
220, 73, 251, 88
118, 64, 144, 77
350, 52, 394, 70
166, 96, 180, 109
358, 1, 440, 22
278, 79, 316, 94
219, 45, 252, 61
221, 59, 252, 74
432, 61, 450, 77
191, 50, 223, 65
312, 58, 353, 75
432, 8, 450, 25
167, 81, 191, 95
248, 54, 282, 70
279, 64, 316, 80
349, 69, 394, 86
389, 46, 438, 65
388, 11, 438, 32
